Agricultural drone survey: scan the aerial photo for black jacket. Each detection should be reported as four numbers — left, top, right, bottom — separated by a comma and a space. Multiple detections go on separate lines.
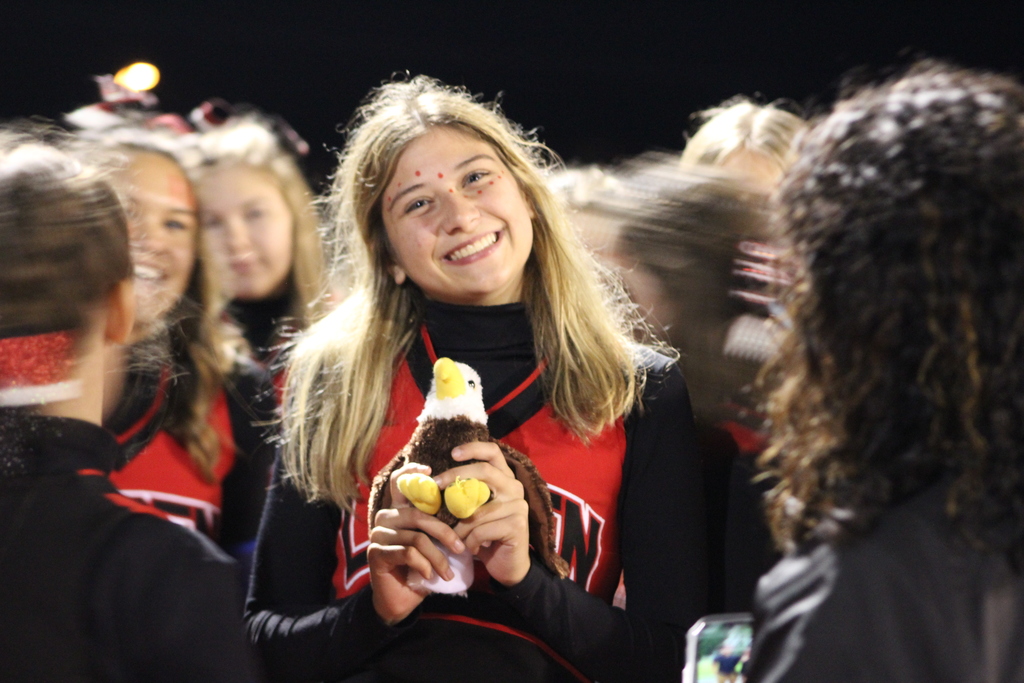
0, 412, 258, 682
747, 481, 1024, 683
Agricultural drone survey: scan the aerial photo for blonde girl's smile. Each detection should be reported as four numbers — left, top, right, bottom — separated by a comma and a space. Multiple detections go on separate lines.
382, 127, 534, 306
443, 231, 499, 262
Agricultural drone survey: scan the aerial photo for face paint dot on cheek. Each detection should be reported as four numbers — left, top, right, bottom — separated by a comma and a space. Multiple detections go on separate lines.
449, 188, 454, 193
438, 172, 444, 178
415, 171, 421, 177
477, 190, 483, 194
489, 181, 494, 185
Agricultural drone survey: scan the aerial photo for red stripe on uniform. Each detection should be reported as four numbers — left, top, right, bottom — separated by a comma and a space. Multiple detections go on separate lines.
76, 469, 106, 477
420, 324, 439, 364
486, 359, 548, 415
419, 613, 591, 682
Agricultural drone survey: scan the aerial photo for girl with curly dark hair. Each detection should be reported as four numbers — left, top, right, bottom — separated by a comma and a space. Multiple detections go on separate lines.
746, 62, 1024, 682
749, 60, 1024, 683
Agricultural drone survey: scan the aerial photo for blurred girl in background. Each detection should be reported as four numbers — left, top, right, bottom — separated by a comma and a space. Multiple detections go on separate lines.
99, 127, 277, 573
676, 96, 805, 612
188, 109, 330, 366
681, 96, 805, 191
584, 156, 782, 612
65, 82, 279, 575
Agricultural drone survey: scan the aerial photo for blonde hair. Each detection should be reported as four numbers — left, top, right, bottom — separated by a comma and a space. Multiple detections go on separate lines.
189, 118, 329, 329
284, 76, 649, 507
681, 97, 805, 175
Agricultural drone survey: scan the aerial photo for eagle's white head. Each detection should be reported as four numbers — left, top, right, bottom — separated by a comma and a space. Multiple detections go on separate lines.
417, 357, 488, 426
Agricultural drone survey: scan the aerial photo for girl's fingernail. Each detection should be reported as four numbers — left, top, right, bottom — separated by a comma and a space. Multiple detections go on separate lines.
453, 539, 465, 553
451, 447, 462, 458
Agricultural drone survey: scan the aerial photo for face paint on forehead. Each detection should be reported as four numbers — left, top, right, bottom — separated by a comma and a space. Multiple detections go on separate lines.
165, 170, 197, 209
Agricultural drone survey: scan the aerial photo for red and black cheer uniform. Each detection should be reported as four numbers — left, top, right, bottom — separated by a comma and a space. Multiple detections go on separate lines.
0, 411, 256, 682
105, 357, 277, 571
246, 301, 707, 683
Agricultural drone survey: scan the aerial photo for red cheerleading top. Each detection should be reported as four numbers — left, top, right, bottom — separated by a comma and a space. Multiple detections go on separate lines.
105, 359, 277, 553
246, 301, 707, 683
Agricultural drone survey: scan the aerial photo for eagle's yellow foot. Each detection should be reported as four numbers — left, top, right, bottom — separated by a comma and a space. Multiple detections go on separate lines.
444, 477, 491, 519
396, 473, 441, 515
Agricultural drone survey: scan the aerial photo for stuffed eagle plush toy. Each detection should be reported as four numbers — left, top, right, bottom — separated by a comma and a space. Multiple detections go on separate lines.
368, 357, 569, 594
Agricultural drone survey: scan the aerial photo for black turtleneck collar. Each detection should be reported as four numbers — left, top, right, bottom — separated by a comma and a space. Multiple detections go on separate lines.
0, 412, 119, 478
423, 300, 534, 358
230, 290, 294, 358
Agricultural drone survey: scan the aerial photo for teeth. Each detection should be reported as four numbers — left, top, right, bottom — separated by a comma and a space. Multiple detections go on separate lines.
134, 264, 161, 281
447, 233, 497, 261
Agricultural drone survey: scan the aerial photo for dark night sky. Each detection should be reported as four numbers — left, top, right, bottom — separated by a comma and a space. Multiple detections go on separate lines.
2, 2, 1022, 187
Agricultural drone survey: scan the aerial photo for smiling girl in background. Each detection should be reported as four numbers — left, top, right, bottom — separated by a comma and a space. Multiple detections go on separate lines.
188, 113, 329, 366
245, 76, 706, 683
65, 117, 279, 574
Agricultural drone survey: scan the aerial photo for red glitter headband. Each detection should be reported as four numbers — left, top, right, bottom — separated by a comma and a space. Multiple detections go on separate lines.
0, 330, 81, 407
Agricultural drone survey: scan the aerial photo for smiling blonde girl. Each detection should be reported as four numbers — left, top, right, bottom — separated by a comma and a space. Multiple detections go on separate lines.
247, 76, 706, 683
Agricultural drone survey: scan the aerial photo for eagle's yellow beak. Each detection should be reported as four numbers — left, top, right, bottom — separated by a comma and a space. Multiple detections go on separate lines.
434, 357, 465, 400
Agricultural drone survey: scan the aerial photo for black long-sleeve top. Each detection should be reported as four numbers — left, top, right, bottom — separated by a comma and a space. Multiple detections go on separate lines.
0, 412, 257, 682
245, 301, 707, 682
746, 480, 1024, 683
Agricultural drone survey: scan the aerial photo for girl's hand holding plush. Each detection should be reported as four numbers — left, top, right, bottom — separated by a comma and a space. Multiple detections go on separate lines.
366, 357, 566, 615
368, 440, 533, 626
367, 461, 466, 625
437, 441, 532, 587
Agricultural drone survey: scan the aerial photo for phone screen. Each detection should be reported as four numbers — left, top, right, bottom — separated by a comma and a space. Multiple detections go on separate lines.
682, 613, 753, 683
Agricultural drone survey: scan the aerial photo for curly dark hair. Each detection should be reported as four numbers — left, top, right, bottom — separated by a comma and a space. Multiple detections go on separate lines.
761, 61, 1024, 564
